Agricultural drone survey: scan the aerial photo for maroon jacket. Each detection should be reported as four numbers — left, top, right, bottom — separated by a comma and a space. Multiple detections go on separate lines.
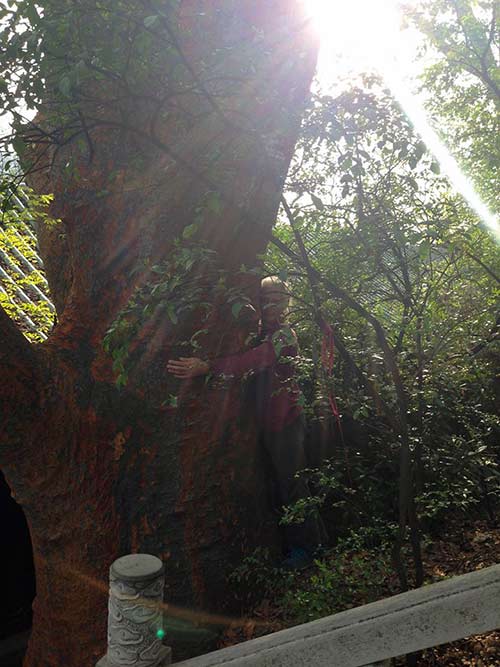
210, 322, 303, 432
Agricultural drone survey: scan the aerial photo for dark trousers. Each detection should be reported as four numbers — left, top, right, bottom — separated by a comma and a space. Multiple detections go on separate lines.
261, 414, 327, 551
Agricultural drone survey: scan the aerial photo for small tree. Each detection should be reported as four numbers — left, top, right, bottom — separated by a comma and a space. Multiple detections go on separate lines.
269, 77, 499, 588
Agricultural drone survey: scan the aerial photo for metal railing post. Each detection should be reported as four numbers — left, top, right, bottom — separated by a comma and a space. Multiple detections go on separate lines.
96, 554, 171, 667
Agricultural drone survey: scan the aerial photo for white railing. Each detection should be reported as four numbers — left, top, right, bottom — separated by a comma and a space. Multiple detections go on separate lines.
97, 557, 499, 667
171, 563, 499, 667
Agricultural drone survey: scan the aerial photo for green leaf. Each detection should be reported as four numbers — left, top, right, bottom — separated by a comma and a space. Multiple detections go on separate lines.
311, 193, 324, 210
166, 304, 178, 324
414, 140, 426, 162
278, 269, 289, 282
182, 223, 198, 239
58, 75, 71, 98
11, 135, 25, 157
206, 191, 223, 215
144, 15, 159, 28
163, 394, 178, 408
116, 374, 128, 388
430, 161, 441, 174
231, 302, 244, 319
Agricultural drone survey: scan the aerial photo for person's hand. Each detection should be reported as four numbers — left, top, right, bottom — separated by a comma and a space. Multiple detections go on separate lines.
167, 357, 210, 379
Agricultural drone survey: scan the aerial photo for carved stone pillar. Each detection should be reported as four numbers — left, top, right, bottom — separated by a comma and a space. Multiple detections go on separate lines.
96, 554, 171, 667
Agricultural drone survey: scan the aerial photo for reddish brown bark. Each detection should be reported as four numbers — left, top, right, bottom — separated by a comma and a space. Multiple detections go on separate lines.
0, 3, 318, 665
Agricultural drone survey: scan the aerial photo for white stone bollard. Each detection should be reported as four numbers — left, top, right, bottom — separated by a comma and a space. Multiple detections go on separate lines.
96, 554, 171, 667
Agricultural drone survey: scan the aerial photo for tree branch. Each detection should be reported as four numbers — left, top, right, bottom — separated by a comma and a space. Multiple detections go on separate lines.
271, 234, 410, 422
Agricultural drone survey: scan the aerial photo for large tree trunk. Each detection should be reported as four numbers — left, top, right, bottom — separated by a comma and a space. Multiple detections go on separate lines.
0, 2, 317, 665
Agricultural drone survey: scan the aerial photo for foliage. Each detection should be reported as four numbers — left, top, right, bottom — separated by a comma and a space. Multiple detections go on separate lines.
0, 185, 55, 341
404, 0, 499, 212
103, 240, 215, 386
228, 547, 292, 606
281, 545, 393, 624
265, 69, 499, 575
0, 0, 186, 141
103, 237, 255, 387
0, 0, 280, 199
229, 529, 395, 625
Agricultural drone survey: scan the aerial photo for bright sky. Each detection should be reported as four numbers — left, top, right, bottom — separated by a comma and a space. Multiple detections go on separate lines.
305, 0, 418, 81
303, 0, 500, 241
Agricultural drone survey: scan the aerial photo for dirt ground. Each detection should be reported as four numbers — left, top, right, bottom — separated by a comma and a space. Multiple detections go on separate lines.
220, 518, 500, 666
415, 520, 499, 666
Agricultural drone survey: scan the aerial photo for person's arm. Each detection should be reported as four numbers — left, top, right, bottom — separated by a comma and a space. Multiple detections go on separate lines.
167, 329, 296, 379
210, 339, 277, 378
167, 340, 278, 380
167, 357, 210, 379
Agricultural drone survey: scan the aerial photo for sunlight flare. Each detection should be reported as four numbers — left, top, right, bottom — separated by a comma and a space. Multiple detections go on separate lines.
304, 0, 403, 73
303, 0, 499, 241
386, 73, 500, 243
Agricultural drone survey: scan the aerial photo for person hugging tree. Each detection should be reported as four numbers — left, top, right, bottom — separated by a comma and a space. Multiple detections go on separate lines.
167, 277, 327, 568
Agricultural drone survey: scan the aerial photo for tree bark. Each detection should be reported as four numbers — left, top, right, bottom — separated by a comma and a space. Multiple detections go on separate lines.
0, 3, 318, 665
